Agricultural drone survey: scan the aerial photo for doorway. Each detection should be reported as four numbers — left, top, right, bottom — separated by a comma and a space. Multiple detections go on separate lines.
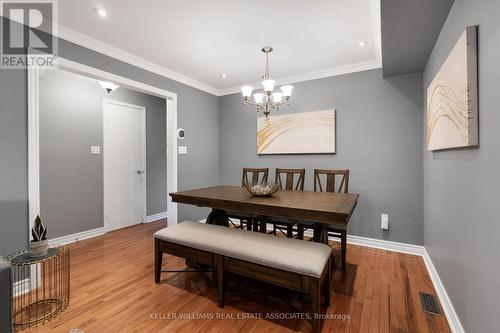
103, 100, 146, 232
28, 58, 179, 243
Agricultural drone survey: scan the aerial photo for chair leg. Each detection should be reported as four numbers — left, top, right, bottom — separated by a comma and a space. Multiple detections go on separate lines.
313, 224, 321, 242
253, 218, 260, 232
216, 255, 225, 308
341, 230, 347, 271
246, 219, 252, 230
259, 220, 266, 233
154, 239, 162, 284
297, 224, 304, 240
286, 224, 293, 238
310, 277, 321, 333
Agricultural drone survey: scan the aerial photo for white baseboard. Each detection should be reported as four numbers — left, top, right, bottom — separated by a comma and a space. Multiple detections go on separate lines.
219, 219, 425, 255
199, 218, 461, 331
344, 234, 424, 256
48, 227, 105, 246
145, 211, 168, 223
423, 249, 465, 333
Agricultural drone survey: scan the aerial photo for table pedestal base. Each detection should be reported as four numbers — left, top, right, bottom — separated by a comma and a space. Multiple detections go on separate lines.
206, 209, 229, 227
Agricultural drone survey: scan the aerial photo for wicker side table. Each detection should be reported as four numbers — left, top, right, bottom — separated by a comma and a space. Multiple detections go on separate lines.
7, 247, 70, 331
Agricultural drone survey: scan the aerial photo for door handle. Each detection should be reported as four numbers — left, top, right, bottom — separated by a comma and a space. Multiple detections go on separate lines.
136, 170, 145, 175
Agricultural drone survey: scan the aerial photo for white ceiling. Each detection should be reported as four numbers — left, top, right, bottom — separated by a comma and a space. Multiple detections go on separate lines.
58, 0, 381, 95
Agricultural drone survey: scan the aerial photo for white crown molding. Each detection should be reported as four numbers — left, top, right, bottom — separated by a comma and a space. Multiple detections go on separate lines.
56, 24, 383, 97
48, 227, 105, 247
369, 0, 382, 66
423, 249, 465, 333
218, 59, 382, 96
145, 211, 168, 223
57, 26, 220, 96
218, 0, 382, 96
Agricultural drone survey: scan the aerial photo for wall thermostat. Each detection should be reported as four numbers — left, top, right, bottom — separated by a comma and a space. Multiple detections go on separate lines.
177, 128, 185, 140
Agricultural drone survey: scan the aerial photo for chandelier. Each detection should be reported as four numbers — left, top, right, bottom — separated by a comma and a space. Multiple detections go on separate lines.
241, 47, 293, 118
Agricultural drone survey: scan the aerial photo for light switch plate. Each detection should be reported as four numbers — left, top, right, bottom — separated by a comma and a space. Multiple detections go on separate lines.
178, 146, 188, 155
381, 213, 389, 230
91, 146, 101, 155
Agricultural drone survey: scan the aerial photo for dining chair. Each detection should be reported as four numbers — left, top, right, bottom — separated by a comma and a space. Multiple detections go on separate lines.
275, 168, 305, 191
270, 168, 306, 238
242, 167, 269, 187
313, 169, 350, 270
228, 168, 269, 231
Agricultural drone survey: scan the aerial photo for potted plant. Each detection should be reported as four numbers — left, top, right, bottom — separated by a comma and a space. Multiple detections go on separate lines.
29, 215, 48, 258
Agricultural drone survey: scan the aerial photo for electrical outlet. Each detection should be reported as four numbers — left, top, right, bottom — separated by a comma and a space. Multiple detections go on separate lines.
91, 146, 101, 155
381, 213, 389, 230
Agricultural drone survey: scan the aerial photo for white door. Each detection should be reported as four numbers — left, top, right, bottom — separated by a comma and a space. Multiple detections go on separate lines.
103, 100, 146, 232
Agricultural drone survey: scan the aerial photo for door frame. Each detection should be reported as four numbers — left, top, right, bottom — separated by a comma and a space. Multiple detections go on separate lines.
27, 57, 179, 240
103, 99, 147, 232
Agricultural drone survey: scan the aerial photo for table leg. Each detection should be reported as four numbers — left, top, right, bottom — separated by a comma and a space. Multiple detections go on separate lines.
259, 217, 268, 233
340, 230, 347, 271
312, 224, 328, 244
206, 209, 229, 227
196, 209, 228, 269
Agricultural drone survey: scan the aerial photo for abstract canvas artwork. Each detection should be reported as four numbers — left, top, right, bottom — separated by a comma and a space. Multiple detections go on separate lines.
426, 25, 478, 151
257, 109, 335, 154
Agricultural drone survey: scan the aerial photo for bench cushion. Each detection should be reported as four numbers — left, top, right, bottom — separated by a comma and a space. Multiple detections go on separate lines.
154, 221, 331, 277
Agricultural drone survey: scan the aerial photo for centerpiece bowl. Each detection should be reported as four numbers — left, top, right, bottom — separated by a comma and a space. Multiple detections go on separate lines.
243, 182, 280, 197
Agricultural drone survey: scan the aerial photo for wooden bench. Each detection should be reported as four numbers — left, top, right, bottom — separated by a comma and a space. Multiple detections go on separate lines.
154, 221, 332, 333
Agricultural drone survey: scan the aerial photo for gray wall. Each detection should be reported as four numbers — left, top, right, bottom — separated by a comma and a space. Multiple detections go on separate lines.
60, 41, 220, 226
0, 32, 219, 255
423, 0, 500, 332
381, 0, 454, 76
0, 68, 28, 256
219, 69, 424, 245
39, 69, 167, 239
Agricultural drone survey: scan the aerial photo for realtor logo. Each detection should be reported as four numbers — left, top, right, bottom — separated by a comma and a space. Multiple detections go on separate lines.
1, 0, 58, 68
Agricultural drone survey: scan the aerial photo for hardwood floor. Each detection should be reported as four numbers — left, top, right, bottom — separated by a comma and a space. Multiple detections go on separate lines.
27, 220, 450, 333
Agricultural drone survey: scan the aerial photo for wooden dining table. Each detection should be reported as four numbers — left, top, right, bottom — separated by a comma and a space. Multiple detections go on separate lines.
170, 185, 359, 269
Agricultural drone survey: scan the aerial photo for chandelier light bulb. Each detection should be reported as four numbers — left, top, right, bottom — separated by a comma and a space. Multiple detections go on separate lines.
262, 79, 275, 93
241, 85, 253, 98
272, 92, 283, 103
241, 47, 292, 117
280, 85, 293, 97
253, 93, 264, 104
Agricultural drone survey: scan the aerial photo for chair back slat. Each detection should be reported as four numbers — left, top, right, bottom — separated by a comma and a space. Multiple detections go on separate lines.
313, 169, 349, 193
242, 168, 269, 187
326, 174, 336, 192
275, 168, 305, 191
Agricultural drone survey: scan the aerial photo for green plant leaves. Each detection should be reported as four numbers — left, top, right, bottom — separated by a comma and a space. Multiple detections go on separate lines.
31, 214, 47, 241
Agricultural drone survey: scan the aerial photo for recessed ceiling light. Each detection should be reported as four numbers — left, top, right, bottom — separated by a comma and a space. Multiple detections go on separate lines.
220, 73, 227, 78
93, 8, 107, 18
358, 41, 368, 47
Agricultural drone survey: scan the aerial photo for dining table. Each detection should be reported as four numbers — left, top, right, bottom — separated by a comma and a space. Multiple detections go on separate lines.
170, 185, 359, 270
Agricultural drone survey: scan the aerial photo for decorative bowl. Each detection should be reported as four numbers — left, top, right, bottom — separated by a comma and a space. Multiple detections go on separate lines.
244, 182, 280, 197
